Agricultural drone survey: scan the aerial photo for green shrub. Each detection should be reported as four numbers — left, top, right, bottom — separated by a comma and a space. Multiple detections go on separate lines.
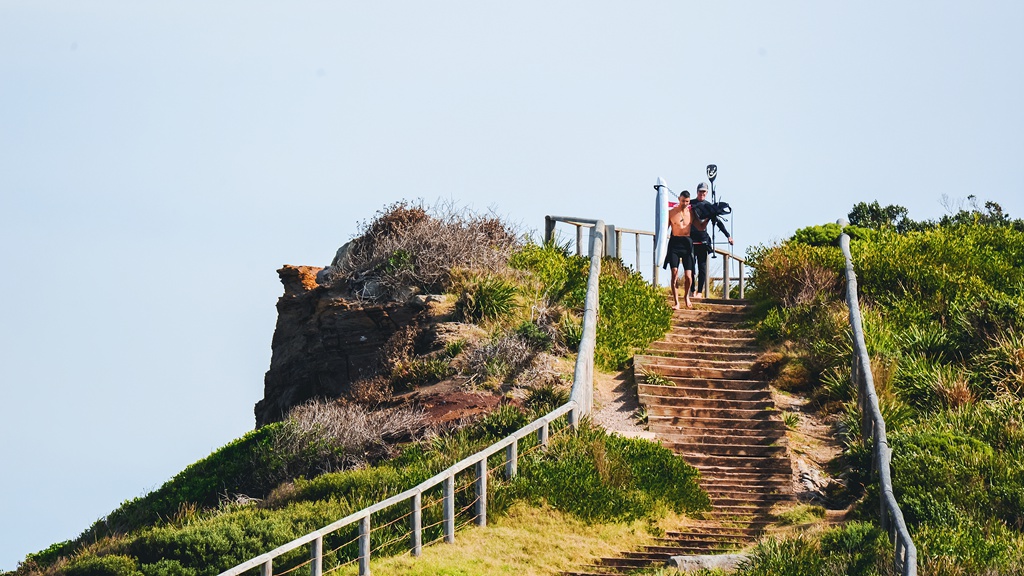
977, 329, 1024, 397
913, 519, 1024, 574
594, 258, 672, 370
510, 423, 709, 522
391, 356, 454, 387
559, 314, 583, 350
65, 555, 143, 576
736, 523, 890, 576
792, 222, 875, 247
476, 403, 531, 439
746, 241, 844, 307
510, 243, 671, 370
514, 320, 553, 351
139, 559, 197, 576
83, 425, 283, 540
509, 242, 589, 308
22, 540, 76, 567
454, 273, 520, 322
524, 383, 570, 414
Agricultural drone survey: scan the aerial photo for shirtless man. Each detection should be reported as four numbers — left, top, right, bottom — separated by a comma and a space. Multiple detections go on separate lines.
665, 190, 695, 310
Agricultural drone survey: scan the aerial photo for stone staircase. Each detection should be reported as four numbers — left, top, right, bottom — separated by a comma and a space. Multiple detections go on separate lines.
562, 299, 794, 576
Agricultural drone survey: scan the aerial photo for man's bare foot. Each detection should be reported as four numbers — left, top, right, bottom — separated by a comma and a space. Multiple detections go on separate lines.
684, 297, 693, 309
672, 302, 681, 310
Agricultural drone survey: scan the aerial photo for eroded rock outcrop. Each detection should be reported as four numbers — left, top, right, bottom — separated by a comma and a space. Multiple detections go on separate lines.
254, 265, 421, 427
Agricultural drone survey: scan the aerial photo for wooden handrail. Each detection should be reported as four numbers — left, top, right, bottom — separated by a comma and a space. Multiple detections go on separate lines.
839, 220, 917, 576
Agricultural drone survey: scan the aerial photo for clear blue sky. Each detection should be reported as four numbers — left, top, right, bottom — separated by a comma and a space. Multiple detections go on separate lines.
2, 1, 1022, 570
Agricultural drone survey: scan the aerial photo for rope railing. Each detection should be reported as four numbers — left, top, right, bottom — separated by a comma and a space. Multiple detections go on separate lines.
838, 219, 918, 576
218, 215, 609, 576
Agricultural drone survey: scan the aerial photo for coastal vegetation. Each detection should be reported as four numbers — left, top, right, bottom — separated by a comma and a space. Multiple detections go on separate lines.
6, 202, 685, 576
740, 197, 1024, 575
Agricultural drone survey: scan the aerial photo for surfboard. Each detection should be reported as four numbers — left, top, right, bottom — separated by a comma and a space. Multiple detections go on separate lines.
654, 177, 670, 271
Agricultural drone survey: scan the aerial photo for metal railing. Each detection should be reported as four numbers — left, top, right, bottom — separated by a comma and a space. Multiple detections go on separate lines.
218, 218, 606, 576
544, 215, 746, 299
839, 220, 917, 576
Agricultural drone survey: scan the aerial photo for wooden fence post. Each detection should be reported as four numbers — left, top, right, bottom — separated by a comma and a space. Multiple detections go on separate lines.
723, 254, 731, 299
358, 516, 370, 576
475, 459, 487, 527
505, 441, 517, 480
411, 492, 422, 556
310, 536, 322, 576
443, 475, 455, 543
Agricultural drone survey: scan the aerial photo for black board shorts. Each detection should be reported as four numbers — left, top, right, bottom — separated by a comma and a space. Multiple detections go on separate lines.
664, 235, 694, 272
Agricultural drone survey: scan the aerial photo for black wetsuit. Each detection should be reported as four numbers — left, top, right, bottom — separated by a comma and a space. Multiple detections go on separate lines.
689, 200, 730, 293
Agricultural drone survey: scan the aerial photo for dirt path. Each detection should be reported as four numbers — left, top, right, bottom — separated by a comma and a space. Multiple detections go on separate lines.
772, 388, 848, 508
591, 368, 657, 440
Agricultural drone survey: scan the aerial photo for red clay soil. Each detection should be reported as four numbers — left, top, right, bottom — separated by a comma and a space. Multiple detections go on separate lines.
393, 379, 504, 425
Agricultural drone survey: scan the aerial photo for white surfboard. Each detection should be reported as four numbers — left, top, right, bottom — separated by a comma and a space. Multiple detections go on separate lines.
654, 177, 670, 271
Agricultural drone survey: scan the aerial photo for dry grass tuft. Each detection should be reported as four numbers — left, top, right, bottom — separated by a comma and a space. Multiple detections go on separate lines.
348, 375, 393, 405
752, 351, 788, 380
933, 365, 975, 408
461, 333, 537, 388
774, 361, 813, 393
271, 400, 429, 472
982, 329, 1024, 397
324, 200, 521, 301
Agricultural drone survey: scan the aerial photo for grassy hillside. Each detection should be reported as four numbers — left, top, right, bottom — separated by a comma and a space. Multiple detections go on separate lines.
7, 203, 684, 576
738, 199, 1024, 576
10, 401, 708, 576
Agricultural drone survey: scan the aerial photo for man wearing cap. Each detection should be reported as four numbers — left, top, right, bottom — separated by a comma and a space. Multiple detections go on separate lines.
665, 190, 695, 310
690, 182, 733, 299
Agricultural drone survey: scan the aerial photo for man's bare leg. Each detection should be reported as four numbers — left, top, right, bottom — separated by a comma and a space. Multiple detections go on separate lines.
684, 271, 694, 309
670, 266, 681, 310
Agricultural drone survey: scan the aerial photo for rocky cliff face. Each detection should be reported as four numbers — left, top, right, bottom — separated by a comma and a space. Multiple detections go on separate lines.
254, 265, 421, 427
